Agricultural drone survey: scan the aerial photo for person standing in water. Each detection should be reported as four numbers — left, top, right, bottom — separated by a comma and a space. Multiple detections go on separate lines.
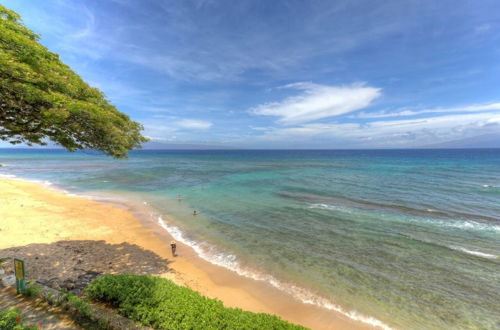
193, 210, 198, 216
170, 241, 177, 257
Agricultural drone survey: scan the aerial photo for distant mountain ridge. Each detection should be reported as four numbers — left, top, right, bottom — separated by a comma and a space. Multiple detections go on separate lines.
141, 141, 235, 150
420, 133, 500, 148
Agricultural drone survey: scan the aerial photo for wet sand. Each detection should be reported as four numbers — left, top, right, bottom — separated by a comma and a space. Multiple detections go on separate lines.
0, 178, 371, 329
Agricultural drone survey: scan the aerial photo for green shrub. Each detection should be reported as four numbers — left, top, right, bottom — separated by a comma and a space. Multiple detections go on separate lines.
0, 308, 40, 330
23, 283, 43, 298
86, 274, 307, 330
65, 293, 92, 319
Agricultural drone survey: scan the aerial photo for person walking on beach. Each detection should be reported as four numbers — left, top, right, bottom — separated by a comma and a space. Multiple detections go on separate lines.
170, 241, 177, 257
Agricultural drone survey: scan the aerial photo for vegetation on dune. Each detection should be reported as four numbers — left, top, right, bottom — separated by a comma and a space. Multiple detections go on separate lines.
0, 5, 148, 158
86, 274, 307, 330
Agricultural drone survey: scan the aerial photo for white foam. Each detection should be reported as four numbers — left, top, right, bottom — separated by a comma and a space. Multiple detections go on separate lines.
156, 215, 393, 330
450, 246, 498, 259
443, 220, 500, 232
413, 218, 500, 233
0, 173, 54, 188
308, 203, 353, 214
0, 174, 17, 179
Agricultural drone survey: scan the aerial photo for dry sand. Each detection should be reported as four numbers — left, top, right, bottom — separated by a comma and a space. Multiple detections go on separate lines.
0, 178, 372, 330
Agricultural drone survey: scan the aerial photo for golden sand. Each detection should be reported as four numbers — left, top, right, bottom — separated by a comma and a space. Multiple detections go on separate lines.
0, 178, 370, 329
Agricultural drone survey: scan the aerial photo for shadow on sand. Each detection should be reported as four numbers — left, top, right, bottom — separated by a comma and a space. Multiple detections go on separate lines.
0, 240, 171, 286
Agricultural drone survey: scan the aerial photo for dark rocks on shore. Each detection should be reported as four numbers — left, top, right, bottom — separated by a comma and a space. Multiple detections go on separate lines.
35, 270, 103, 295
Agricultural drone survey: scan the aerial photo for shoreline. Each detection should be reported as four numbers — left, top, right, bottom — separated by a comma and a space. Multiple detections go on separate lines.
0, 177, 377, 330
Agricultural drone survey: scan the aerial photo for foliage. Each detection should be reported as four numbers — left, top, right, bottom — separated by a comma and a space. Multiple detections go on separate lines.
86, 274, 307, 330
0, 5, 148, 158
64, 293, 92, 320
23, 283, 43, 298
0, 308, 41, 330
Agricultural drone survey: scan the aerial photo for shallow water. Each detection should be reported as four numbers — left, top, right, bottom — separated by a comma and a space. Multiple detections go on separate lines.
1, 149, 499, 329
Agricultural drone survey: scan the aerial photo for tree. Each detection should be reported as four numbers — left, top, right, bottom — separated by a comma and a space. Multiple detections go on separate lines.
0, 5, 148, 158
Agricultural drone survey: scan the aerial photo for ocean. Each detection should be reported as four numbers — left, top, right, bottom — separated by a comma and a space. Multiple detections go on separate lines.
1, 148, 499, 329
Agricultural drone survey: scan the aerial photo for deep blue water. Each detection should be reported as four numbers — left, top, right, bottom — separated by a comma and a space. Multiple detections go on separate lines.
1, 148, 499, 329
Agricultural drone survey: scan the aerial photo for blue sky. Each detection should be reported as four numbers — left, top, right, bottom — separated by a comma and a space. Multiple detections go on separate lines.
2, 0, 500, 148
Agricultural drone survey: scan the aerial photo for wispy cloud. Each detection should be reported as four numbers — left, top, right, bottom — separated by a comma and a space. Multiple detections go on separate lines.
141, 118, 213, 142
256, 112, 500, 147
69, 5, 95, 39
250, 82, 381, 125
176, 119, 213, 130
475, 23, 492, 34
354, 102, 500, 119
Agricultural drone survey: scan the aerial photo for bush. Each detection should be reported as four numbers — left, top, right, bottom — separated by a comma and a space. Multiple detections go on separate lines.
86, 274, 307, 329
0, 308, 40, 330
23, 283, 43, 298
64, 293, 92, 320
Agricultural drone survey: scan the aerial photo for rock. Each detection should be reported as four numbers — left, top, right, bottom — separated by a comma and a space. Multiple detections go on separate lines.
62, 279, 76, 290
36, 279, 48, 286
47, 278, 61, 290
50, 283, 61, 290
1, 275, 16, 287
0, 269, 5, 275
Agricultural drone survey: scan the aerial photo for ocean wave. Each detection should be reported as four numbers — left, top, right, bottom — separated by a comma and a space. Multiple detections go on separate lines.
156, 215, 393, 330
0, 173, 54, 187
308, 203, 352, 213
309, 202, 500, 233
282, 192, 499, 222
416, 218, 500, 233
449, 246, 498, 259
0, 174, 17, 178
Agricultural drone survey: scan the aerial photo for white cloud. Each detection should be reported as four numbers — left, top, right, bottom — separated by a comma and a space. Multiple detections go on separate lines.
250, 82, 381, 125
256, 112, 500, 147
355, 102, 500, 119
176, 119, 213, 130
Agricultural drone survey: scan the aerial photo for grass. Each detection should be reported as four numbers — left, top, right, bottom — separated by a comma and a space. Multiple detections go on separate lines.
86, 274, 308, 330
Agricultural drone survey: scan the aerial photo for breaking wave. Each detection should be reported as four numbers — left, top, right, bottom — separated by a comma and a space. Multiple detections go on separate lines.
156, 215, 393, 330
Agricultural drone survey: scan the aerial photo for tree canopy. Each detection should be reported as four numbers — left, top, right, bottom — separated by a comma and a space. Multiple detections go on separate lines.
0, 5, 147, 158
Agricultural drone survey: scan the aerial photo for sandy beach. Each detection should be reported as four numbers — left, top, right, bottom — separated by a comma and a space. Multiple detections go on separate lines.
0, 177, 371, 330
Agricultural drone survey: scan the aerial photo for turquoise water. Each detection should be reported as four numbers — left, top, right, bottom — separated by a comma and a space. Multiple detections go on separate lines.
1, 149, 499, 329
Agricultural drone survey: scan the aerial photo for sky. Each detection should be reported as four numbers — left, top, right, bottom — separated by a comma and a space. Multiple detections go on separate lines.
2, 0, 500, 148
